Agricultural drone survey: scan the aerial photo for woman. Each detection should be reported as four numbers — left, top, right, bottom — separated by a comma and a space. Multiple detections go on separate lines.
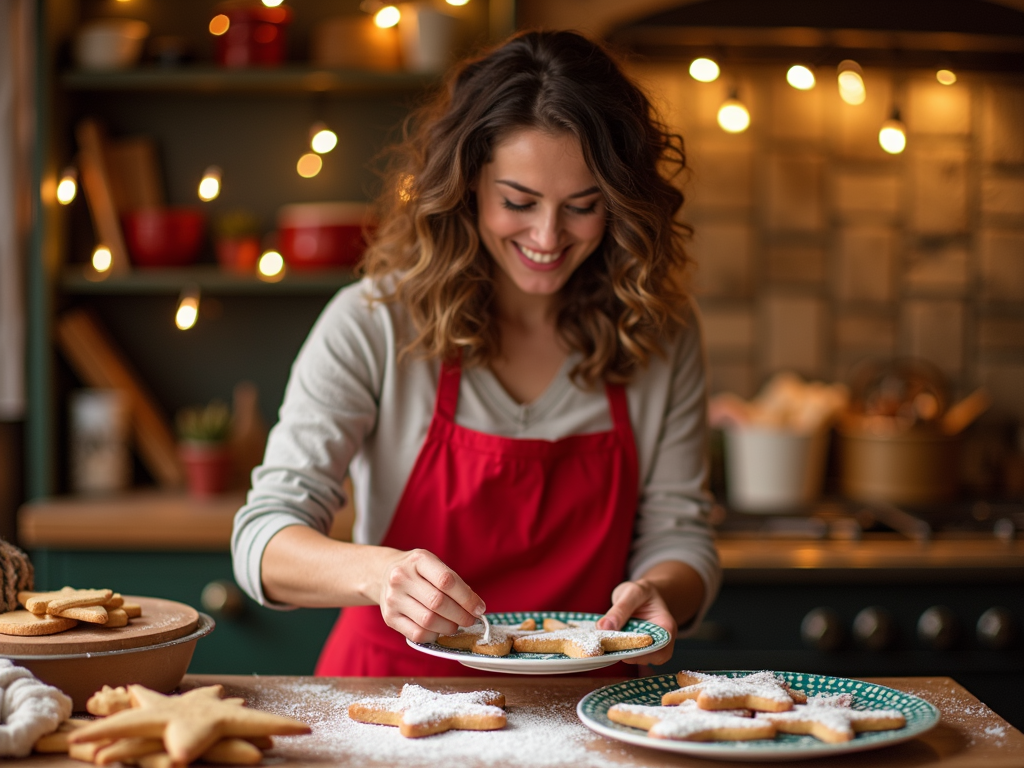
231, 30, 720, 676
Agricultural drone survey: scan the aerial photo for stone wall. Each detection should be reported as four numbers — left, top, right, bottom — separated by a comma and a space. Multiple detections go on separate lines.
627, 61, 1024, 425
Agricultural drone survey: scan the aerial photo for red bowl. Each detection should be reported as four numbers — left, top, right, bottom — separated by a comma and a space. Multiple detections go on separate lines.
122, 208, 206, 268
278, 202, 373, 270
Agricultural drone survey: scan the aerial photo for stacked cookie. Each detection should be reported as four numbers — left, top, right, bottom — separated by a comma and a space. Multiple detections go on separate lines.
608, 671, 907, 744
437, 617, 653, 658
33, 684, 310, 766
0, 587, 142, 636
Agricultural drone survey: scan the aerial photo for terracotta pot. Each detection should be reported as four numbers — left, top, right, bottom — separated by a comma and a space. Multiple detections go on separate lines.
179, 442, 233, 498
216, 235, 261, 273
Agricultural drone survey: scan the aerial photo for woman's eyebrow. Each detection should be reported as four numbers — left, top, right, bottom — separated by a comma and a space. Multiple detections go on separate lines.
496, 180, 600, 198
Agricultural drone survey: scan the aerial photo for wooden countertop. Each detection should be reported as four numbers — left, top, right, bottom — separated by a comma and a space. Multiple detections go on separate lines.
18, 491, 1024, 578
20, 675, 1024, 768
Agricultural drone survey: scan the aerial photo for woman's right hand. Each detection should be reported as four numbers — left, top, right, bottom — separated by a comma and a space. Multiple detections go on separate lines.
376, 548, 485, 643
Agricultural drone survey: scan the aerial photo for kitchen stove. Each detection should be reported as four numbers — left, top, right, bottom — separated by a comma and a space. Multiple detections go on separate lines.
659, 499, 1024, 729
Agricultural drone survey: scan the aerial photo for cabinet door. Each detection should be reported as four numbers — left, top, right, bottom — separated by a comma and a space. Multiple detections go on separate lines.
29, 549, 338, 674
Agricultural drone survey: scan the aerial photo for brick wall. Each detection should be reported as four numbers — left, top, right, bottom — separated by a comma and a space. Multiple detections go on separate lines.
628, 62, 1024, 425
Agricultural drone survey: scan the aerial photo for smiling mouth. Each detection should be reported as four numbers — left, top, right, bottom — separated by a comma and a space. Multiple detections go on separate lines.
517, 243, 566, 264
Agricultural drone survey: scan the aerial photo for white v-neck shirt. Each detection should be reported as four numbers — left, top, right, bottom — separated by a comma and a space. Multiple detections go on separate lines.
231, 278, 721, 635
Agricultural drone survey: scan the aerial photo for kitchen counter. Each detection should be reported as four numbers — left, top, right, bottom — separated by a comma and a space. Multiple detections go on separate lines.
19, 675, 1024, 767
18, 492, 1024, 579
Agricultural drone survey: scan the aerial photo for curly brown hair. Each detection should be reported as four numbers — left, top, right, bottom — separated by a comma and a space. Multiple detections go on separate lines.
362, 29, 693, 386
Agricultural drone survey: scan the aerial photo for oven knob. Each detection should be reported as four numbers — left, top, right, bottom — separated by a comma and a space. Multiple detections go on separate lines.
801, 608, 844, 651
917, 606, 958, 651
977, 607, 1017, 650
853, 607, 895, 651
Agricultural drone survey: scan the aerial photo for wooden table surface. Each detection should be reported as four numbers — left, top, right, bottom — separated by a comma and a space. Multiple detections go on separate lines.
21, 674, 1024, 768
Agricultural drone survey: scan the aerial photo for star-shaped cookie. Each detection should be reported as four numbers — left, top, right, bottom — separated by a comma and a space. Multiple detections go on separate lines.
608, 700, 776, 742
755, 696, 906, 743
662, 671, 804, 712
67, 685, 310, 763
511, 618, 654, 658
435, 618, 538, 656
348, 684, 506, 738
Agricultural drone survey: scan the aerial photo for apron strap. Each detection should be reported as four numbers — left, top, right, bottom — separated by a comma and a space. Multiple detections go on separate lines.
435, 356, 463, 422
605, 383, 631, 434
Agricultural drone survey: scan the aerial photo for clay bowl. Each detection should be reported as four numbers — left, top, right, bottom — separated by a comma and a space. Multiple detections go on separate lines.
0, 596, 214, 711
122, 208, 206, 267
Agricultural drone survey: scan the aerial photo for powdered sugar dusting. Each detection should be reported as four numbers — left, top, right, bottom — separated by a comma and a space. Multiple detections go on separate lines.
248, 680, 632, 767
352, 684, 504, 727
897, 683, 1012, 748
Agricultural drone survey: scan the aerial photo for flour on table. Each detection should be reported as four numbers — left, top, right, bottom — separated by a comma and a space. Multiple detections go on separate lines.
250, 680, 630, 768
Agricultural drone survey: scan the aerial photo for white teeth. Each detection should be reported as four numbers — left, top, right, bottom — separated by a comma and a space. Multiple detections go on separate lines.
518, 244, 562, 264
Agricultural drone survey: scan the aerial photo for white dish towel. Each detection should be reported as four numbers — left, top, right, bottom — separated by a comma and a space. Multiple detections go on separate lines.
0, 659, 72, 757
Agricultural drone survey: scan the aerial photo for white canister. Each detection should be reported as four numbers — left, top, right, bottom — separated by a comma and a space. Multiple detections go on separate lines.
69, 389, 131, 494
397, 4, 459, 73
723, 425, 830, 513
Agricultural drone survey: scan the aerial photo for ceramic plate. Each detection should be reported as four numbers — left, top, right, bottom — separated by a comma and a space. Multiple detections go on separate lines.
407, 611, 671, 674
576, 671, 940, 762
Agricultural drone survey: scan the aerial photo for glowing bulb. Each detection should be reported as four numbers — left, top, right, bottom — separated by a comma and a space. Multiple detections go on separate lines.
837, 60, 866, 105
297, 153, 323, 178
786, 65, 816, 90
56, 168, 78, 205
310, 123, 338, 154
374, 6, 400, 28
198, 166, 221, 201
258, 250, 285, 281
446, 0, 470, 5
209, 14, 230, 35
689, 58, 720, 83
92, 246, 113, 273
879, 117, 907, 154
717, 97, 750, 133
937, 69, 957, 85
175, 293, 200, 331
261, 0, 284, 6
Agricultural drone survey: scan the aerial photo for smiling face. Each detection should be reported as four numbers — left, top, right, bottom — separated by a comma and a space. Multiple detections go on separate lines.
475, 128, 607, 309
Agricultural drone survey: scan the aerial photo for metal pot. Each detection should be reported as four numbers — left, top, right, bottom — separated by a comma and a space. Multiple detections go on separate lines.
838, 427, 960, 505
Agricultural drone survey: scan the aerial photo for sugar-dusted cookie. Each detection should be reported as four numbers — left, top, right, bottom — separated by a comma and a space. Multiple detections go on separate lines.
0, 609, 77, 636
663, 671, 800, 712
68, 685, 311, 764
756, 696, 906, 743
436, 618, 537, 656
348, 684, 506, 738
52, 604, 109, 624
512, 618, 654, 658
608, 700, 775, 742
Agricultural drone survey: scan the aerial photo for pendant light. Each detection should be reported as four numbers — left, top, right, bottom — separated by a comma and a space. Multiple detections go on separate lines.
837, 60, 866, 105
878, 108, 907, 154
717, 90, 750, 133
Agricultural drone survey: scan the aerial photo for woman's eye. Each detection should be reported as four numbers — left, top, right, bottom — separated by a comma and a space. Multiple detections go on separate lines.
567, 202, 599, 215
501, 199, 533, 212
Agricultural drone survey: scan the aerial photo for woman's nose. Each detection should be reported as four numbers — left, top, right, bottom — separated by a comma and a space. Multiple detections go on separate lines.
532, 209, 562, 251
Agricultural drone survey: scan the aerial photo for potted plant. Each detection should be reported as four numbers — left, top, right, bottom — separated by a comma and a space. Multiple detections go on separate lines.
176, 400, 233, 498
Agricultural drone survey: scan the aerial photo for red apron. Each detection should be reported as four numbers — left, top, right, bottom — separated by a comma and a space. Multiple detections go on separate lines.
315, 357, 639, 676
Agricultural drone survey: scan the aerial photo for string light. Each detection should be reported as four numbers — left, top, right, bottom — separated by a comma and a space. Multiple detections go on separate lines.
717, 91, 750, 133
446, 0, 470, 5
175, 288, 200, 331
56, 167, 78, 205
878, 108, 907, 154
296, 153, 322, 178
936, 69, 957, 85
257, 249, 286, 281
209, 14, 230, 35
310, 122, 338, 154
374, 6, 400, 28
837, 60, 866, 105
689, 58, 720, 83
198, 166, 222, 201
786, 65, 816, 90
261, 0, 284, 6
92, 245, 113, 273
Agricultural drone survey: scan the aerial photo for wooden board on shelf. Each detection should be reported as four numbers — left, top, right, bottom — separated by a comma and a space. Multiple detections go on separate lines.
56, 309, 184, 488
76, 119, 131, 274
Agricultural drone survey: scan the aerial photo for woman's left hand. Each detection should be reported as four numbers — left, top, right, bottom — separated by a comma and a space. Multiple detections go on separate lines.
597, 579, 677, 666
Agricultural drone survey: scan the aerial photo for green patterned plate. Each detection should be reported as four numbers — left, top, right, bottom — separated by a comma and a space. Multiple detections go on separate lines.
576, 671, 940, 762
407, 611, 671, 674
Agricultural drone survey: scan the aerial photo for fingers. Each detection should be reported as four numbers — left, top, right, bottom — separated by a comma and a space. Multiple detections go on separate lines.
597, 580, 650, 631
379, 549, 485, 643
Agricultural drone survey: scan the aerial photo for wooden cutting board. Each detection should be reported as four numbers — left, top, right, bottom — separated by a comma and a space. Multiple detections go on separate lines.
0, 596, 199, 656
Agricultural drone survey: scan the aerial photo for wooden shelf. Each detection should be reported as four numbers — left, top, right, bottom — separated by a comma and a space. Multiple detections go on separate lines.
61, 66, 439, 95
62, 265, 358, 296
